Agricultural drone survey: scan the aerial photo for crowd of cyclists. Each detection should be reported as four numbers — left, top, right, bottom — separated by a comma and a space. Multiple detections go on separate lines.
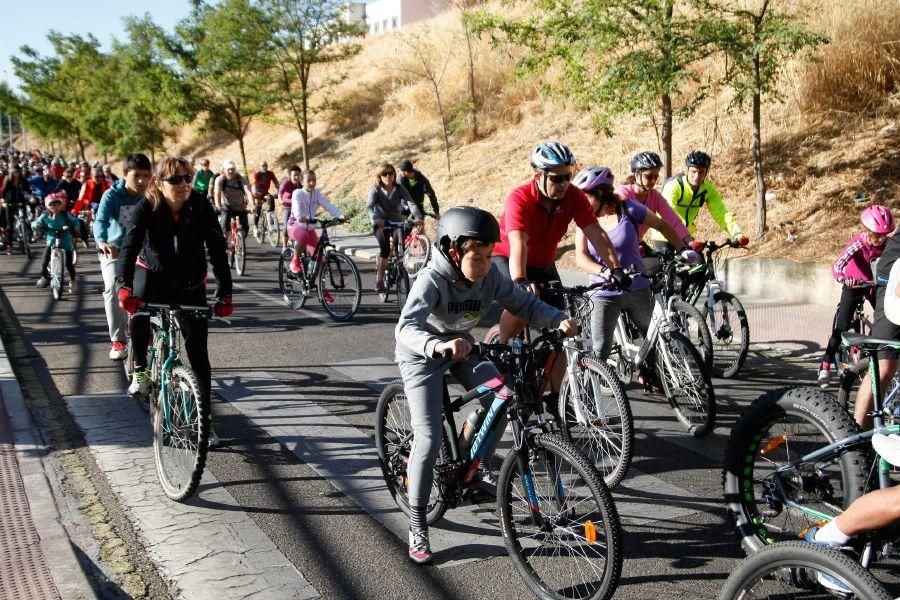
2, 139, 898, 592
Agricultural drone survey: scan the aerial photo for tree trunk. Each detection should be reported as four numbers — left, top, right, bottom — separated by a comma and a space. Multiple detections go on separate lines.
238, 132, 248, 176
462, 14, 478, 141
433, 81, 451, 175
76, 135, 86, 161
753, 0, 770, 238
661, 93, 673, 178
300, 65, 310, 170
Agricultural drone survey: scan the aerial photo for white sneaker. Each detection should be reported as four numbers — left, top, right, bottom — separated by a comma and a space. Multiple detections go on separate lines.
128, 369, 151, 396
36, 276, 49, 288
816, 368, 830, 388
408, 527, 432, 564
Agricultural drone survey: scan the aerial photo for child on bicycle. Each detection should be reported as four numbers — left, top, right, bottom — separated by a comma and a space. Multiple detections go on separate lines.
817, 204, 894, 387
32, 193, 81, 289
395, 206, 578, 565
287, 168, 344, 274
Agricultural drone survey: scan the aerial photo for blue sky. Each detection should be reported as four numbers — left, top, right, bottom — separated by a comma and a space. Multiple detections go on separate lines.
1, 1, 193, 92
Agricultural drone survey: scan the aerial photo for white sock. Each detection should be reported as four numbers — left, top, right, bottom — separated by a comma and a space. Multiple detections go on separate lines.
816, 520, 852, 545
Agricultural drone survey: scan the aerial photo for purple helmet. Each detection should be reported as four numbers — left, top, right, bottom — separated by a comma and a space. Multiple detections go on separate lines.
572, 166, 614, 192
861, 205, 895, 234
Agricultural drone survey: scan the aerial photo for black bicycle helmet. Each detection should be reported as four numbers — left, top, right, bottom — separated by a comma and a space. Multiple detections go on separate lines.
685, 150, 711, 169
630, 151, 663, 172
437, 206, 500, 250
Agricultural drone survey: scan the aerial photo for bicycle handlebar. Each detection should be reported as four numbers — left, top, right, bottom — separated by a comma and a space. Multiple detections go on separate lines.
142, 302, 231, 324
307, 217, 347, 228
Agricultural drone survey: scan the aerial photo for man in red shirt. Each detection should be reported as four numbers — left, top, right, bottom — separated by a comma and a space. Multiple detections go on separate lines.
493, 141, 626, 342
250, 160, 279, 236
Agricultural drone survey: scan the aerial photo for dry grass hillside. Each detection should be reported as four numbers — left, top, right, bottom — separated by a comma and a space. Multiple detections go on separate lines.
174, 0, 900, 266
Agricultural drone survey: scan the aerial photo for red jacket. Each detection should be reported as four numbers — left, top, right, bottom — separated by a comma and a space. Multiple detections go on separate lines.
70, 178, 110, 214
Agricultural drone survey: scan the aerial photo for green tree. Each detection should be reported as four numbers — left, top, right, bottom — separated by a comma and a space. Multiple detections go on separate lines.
259, 0, 365, 169
711, 0, 826, 237
471, 0, 718, 175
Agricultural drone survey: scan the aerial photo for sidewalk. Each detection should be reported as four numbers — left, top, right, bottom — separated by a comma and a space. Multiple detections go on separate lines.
330, 230, 835, 361
0, 344, 95, 599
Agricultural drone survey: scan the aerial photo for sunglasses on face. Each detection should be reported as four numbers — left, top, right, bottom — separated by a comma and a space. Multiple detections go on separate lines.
162, 174, 192, 185
546, 172, 572, 184
381, 172, 395, 178
642, 173, 660, 181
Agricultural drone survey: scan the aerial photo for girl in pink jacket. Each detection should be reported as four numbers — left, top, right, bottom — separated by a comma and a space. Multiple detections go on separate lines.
818, 205, 894, 387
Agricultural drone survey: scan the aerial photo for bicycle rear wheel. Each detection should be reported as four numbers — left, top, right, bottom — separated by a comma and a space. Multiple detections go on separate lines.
656, 330, 716, 436
396, 267, 410, 312
718, 541, 892, 600
704, 291, 750, 379
16, 220, 30, 258
319, 250, 361, 321
671, 299, 713, 373
278, 249, 308, 309
234, 233, 246, 276
558, 357, 633, 489
374, 381, 449, 525
498, 433, 622, 600
152, 365, 209, 502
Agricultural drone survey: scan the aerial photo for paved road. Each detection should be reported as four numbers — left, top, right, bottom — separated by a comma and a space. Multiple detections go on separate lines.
1, 239, 897, 600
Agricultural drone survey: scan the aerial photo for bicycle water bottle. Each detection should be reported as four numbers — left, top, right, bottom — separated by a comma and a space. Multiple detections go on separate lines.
458, 408, 485, 458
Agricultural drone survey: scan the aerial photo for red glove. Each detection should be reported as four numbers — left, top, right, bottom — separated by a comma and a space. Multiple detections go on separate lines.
213, 296, 233, 318
689, 240, 704, 251
737, 236, 750, 247
118, 287, 141, 314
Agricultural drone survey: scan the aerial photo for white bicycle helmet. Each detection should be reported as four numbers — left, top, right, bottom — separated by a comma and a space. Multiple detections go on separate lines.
530, 142, 576, 171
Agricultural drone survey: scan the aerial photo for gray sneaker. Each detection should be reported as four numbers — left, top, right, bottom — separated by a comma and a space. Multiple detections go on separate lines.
128, 368, 150, 396
35, 276, 49, 288
816, 368, 830, 388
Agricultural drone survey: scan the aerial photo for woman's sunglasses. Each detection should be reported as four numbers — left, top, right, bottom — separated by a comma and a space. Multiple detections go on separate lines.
162, 174, 192, 185
381, 172, 395, 178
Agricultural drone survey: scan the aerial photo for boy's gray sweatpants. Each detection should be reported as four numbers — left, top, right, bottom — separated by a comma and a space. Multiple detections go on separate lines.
398, 355, 503, 508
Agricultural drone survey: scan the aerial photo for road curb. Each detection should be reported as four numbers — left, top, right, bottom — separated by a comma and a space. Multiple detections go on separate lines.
0, 343, 97, 599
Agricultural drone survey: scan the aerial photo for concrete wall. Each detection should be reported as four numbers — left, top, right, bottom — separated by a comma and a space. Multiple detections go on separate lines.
721, 257, 841, 307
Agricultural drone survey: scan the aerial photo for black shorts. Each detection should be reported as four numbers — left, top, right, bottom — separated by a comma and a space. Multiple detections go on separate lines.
491, 255, 565, 310
872, 288, 900, 360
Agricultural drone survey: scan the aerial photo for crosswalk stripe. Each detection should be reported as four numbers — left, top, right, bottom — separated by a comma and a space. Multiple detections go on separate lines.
65, 393, 319, 600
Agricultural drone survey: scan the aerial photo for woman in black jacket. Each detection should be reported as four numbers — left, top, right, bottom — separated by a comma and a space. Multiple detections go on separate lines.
116, 157, 233, 443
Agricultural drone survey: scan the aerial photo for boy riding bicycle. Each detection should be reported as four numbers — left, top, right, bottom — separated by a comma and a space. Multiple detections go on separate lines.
395, 206, 577, 565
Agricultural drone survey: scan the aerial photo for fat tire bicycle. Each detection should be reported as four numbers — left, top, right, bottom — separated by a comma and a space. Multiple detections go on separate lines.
723, 333, 899, 563
378, 221, 411, 311
606, 255, 717, 437
223, 210, 247, 276
718, 540, 892, 600
136, 303, 226, 502
375, 330, 623, 600
277, 217, 361, 321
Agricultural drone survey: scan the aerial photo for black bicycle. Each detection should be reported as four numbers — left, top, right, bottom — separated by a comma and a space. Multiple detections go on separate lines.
378, 220, 411, 311
278, 217, 361, 321
376, 330, 623, 600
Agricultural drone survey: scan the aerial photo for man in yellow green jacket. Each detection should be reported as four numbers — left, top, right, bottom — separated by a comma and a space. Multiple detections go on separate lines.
651, 151, 743, 247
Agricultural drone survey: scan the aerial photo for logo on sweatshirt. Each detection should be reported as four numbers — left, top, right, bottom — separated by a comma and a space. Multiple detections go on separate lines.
447, 299, 482, 313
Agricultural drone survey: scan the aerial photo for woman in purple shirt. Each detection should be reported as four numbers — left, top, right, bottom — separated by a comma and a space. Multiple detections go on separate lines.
572, 166, 690, 357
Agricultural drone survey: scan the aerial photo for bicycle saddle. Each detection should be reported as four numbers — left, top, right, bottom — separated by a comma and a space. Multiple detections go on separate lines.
841, 332, 900, 348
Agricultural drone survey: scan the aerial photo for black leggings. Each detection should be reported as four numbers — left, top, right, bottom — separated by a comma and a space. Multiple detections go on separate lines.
129, 268, 211, 402
822, 285, 875, 364
373, 225, 403, 259
40, 246, 76, 279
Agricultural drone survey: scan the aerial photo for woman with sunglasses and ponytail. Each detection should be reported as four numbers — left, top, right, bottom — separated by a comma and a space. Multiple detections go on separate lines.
617, 151, 692, 247
367, 162, 423, 293
116, 157, 233, 445
493, 141, 628, 344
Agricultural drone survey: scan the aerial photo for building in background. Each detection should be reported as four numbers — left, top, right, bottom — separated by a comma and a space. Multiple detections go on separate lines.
362, 0, 449, 36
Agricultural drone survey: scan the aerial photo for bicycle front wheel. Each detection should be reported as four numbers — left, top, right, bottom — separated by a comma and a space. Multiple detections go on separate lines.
718, 541, 892, 600
17, 220, 30, 258
403, 233, 430, 276
705, 291, 750, 379
656, 330, 716, 437
722, 387, 867, 555
267, 212, 280, 247
51, 250, 64, 301
319, 250, 361, 322
558, 357, 633, 489
153, 365, 209, 502
396, 267, 410, 312
498, 433, 622, 600
374, 381, 449, 525
671, 299, 713, 373
234, 233, 246, 276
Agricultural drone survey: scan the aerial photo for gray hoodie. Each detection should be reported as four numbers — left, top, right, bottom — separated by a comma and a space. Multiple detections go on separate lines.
395, 248, 567, 366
